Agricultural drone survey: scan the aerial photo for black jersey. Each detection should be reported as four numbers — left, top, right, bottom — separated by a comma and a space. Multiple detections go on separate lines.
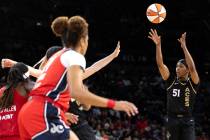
68, 99, 88, 128
165, 74, 199, 116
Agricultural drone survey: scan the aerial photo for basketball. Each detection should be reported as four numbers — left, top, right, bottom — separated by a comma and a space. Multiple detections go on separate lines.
146, 3, 166, 24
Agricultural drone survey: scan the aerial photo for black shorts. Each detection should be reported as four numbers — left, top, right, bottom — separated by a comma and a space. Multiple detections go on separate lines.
71, 121, 96, 140
166, 116, 195, 140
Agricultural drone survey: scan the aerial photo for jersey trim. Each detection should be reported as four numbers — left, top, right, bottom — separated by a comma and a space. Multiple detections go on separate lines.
189, 80, 197, 94
167, 79, 176, 91
32, 102, 48, 139
46, 70, 67, 100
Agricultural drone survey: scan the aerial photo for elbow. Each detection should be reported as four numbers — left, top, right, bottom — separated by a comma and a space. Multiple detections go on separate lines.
71, 87, 82, 99
157, 63, 161, 68
70, 86, 86, 102
157, 63, 163, 68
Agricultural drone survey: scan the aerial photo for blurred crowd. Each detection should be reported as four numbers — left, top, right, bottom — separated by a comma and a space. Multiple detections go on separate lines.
84, 57, 210, 140
0, 42, 209, 140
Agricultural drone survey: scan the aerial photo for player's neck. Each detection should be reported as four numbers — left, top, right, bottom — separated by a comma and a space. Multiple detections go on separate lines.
178, 76, 188, 82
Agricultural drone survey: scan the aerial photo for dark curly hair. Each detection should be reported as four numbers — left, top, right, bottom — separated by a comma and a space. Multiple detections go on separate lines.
0, 62, 29, 109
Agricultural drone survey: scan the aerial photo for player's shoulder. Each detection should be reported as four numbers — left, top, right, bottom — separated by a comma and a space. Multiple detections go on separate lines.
165, 73, 176, 90
62, 50, 84, 59
61, 49, 86, 69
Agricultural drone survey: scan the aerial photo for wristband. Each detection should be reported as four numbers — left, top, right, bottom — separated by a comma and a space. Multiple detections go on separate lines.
107, 99, 116, 109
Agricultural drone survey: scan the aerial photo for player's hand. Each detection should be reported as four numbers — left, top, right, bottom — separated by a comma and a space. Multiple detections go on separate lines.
114, 101, 138, 117
65, 112, 79, 125
112, 41, 120, 58
177, 32, 187, 49
148, 29, 161, 46
1, 58, 17, 68
81, 104, 91, 111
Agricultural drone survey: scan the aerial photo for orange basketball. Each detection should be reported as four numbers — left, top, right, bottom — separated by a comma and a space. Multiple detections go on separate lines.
146, 3, 166, 24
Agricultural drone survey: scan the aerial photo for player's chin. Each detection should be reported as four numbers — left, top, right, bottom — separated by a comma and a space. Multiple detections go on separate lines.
176, 72, 181, 77
177, 74, 186, 80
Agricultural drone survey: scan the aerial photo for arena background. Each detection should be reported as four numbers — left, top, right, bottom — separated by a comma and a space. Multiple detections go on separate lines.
0, 0, 210, 139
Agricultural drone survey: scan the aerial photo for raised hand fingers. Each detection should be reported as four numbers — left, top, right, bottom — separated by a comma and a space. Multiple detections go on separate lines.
150, 29, 155, 35
182, 32, 186, 39
149, 29, 159, 38
149, 31, 153, 37
117, 41, 120, 47
150, 29, 157, 36
148, 35, 153, 40
154, 29, 158, 35
180, 32, 186, 39
116, 41, 120, 49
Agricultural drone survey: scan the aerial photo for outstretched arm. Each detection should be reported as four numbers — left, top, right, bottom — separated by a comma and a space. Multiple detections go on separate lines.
26, 66, 42, 78
1, 58, 42, 78
177, 32, 199, 84
1, 59, 17, 68
148, 29, 170, 80
67, 66, 138, 117
82, 41, 120, 80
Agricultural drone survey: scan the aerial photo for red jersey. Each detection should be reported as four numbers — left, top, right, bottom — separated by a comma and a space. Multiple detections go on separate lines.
0, 88, 27, 137
30, 48, 86, 112
18, 49, 86, 139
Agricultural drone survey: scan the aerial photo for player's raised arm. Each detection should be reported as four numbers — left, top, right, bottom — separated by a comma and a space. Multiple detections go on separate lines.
1, 58, 17, 68
1, 58, 42, 78
83, 41, 120, 80
148, 29, 170, 80
177, 32, 199, 84
67, 65, 138, 117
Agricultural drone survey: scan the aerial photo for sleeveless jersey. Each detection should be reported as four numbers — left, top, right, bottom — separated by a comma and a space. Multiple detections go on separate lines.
30, 48, 86, 112
165, 74, 199, 116
0, 88, 27, 137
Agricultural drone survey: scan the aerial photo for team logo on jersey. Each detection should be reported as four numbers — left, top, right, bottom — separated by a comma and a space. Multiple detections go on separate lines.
185, 87, 190, 107
185, 87, 190, 92
50, 123, 64, 134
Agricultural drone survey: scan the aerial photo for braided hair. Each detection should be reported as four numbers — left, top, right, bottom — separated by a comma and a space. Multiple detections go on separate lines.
0, 62, 29, 109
